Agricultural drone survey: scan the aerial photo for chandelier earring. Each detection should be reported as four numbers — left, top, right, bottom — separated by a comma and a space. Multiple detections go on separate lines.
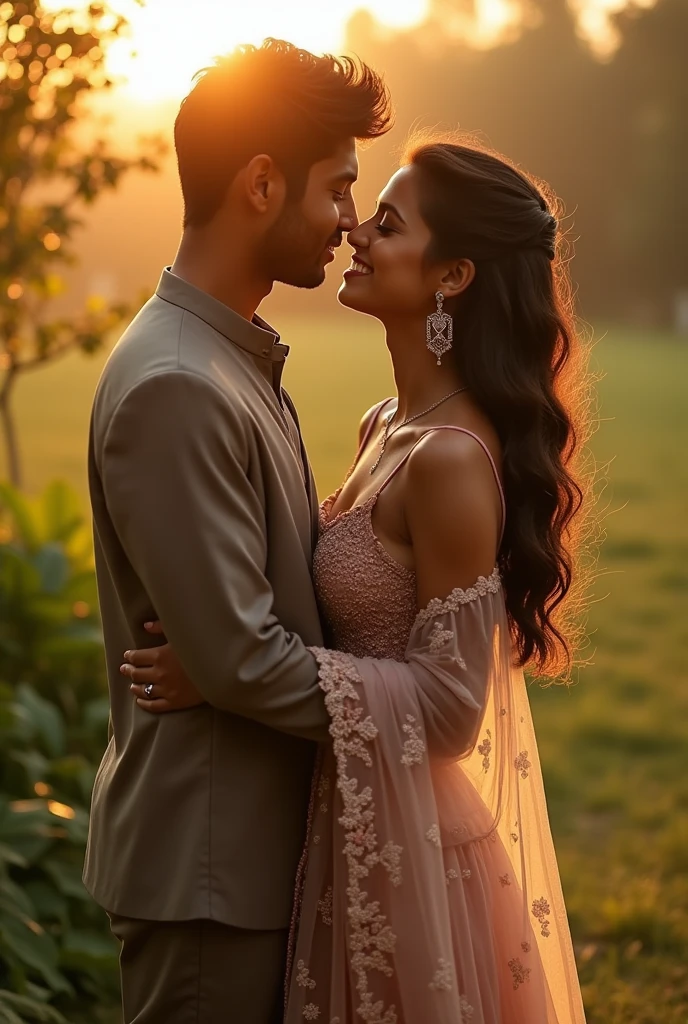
426, 291, 453, 366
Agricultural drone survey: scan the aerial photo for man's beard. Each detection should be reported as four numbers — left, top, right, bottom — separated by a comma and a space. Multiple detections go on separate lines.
258, 203, 337, 290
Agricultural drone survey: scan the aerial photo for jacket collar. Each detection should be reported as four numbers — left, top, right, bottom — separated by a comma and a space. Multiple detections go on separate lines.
156, 267, 289, 363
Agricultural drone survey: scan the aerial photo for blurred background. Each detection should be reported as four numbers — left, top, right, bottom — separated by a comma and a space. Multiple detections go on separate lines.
0, 2, 686, 1022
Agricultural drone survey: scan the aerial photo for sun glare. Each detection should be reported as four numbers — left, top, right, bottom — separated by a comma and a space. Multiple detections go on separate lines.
37, 0, 649, 100
54, 0, 430, 102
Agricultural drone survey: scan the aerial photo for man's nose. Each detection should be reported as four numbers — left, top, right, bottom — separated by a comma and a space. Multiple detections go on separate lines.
340, 196, 359, 233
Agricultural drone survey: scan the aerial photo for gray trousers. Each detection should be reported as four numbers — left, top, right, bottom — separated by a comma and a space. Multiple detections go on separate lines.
108, 914, 287, 1024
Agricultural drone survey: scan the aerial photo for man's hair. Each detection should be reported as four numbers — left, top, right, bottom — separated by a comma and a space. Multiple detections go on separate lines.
175, 38, 393, 227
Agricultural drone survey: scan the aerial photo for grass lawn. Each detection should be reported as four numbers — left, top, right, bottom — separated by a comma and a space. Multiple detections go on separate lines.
2, 316, 687, 1023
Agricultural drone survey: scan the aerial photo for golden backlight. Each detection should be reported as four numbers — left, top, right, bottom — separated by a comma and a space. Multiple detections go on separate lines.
36, 0, 651, 101
41, 0, 430, 101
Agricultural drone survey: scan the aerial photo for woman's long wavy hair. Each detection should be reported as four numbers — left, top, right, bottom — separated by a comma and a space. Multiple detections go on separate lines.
407, 136, 595, 678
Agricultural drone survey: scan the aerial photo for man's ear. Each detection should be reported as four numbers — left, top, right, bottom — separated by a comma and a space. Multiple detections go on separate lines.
243, 154, 287, 214
438, 258, 475, 300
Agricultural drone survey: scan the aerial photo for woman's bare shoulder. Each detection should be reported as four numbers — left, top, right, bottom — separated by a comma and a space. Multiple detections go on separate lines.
358, 397, 395, 445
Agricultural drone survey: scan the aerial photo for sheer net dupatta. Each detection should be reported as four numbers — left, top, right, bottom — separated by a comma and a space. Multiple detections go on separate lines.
285, 571, 586, 1024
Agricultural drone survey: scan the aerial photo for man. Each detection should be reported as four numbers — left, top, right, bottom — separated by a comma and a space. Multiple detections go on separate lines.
84, 38, 392, 1023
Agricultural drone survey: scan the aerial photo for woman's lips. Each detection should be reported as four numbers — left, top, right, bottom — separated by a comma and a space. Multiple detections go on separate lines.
343, 257, 373, 279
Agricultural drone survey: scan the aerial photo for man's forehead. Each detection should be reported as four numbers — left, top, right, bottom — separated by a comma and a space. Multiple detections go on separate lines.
322, 139, 359, 181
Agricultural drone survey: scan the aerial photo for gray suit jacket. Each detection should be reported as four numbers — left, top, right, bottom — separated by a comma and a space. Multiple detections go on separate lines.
83, 268, 329, 930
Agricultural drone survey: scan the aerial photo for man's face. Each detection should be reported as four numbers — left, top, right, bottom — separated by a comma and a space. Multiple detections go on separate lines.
258, 138, 359, 289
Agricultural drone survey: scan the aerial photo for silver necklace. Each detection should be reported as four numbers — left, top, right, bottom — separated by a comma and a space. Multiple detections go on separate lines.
369, 386, 469, 474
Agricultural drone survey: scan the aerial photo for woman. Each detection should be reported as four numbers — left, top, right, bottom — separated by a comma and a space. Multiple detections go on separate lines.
123, 139, 589, 1022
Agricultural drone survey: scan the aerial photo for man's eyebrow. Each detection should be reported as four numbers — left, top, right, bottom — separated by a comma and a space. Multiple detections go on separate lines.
329, 170, 358, 186
378, 201, 406, 224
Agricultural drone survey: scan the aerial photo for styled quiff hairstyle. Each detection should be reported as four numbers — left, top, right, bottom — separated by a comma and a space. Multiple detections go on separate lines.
175, 38, 393, 227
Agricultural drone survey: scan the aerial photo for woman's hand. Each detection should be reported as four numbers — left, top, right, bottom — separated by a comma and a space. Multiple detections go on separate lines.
121, 622, 206, 714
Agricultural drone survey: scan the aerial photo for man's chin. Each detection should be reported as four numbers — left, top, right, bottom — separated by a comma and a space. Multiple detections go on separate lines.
277, 267, 327, 290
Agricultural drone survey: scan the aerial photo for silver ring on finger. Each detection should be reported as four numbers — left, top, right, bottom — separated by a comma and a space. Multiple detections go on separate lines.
144, 683, 154, 699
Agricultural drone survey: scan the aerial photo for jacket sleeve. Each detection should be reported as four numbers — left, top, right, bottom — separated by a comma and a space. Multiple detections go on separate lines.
98, 369, 330, 742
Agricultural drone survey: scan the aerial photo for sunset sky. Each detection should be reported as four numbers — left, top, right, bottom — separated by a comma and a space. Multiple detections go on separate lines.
39, 0, 655, 102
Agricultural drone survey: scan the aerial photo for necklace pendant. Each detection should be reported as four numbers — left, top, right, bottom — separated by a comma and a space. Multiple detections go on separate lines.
370, 441, 385, 474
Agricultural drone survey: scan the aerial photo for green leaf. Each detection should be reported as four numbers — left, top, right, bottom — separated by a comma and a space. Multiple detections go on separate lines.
22, 882, 68, 925
31, 548, 69, 597
14, 687, 66, 760
0, 804, 56, 864
0, 914, 71, 995
0, 990, 67, 1023
0, 843, 28, 870
39, 483, 83, 545
83, 698, 110, 733
0, 876, 36, 918
10, 751, 50, 788
62, 928, 118, 962
0, 486, 40, 552
42, 860, 89, 902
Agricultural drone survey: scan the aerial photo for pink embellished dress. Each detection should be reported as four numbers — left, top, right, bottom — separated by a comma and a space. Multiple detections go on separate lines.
285, 417, 586, 1024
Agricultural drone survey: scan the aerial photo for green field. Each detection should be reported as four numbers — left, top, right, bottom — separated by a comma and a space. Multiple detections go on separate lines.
2, 318, 687, 1023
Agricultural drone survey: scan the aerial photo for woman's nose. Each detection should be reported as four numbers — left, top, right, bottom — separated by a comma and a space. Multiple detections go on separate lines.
346, 220, 370, 249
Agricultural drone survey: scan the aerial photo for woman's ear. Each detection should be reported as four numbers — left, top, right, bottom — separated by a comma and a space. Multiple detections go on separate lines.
439, 258, 475, 300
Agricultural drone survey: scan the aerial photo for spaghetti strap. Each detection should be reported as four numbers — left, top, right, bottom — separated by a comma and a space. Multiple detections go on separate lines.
375, 426, 506, 542
328, 399, 395, 507
357, 397, 394, 458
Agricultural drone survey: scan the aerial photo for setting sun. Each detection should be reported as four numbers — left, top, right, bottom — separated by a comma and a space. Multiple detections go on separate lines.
90, 0, 431, 101
35, 0, 652, 100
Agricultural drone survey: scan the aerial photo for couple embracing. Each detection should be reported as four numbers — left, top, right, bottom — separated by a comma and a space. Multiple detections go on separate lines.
84, 37, 588, 1024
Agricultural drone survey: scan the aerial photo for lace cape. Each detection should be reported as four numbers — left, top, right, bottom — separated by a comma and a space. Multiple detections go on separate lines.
285, 573, 586, 1024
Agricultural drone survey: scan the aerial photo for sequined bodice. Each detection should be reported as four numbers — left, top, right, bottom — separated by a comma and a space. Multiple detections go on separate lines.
313, 418, 506, 662
313, 492, 417, 661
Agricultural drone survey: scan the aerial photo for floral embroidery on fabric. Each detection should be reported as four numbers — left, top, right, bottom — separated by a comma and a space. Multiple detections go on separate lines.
445, 868, 459, 885
477, 730, 492, 772
515, 751, 532, 779
400, 714, 425, 767
309, 648, 399, 1024
296, 961, 316, 989
426, 824, 441, 847
429, 958, 453, 991
313, 835, 321, 845
317, 886, 333, 927
462, 868, 472, 879
320, 803, 328, 813
532, 896, 552, 938
428, 620, 454, 655
500, 707, 507, 716
451, 823, 468, 838
460, 995, 475, 1022
499, 873, 511, 887
317, 774, 330, 798
508, 957, 531, 989
414, 569, 501, 628
521, 941, 532, 953
380, 840, 403, 887
303, 1005, 320, 1020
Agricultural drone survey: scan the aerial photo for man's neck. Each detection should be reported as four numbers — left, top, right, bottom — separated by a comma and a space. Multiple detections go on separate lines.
171, 230, 272, 324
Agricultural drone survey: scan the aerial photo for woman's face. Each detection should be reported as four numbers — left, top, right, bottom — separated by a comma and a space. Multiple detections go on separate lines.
338, 164, 442, 322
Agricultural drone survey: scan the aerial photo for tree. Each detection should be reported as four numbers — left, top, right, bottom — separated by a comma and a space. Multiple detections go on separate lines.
0, 1, 164, 487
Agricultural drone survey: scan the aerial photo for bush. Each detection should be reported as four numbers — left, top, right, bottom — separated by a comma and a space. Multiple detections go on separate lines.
0, 482, 118, 1024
